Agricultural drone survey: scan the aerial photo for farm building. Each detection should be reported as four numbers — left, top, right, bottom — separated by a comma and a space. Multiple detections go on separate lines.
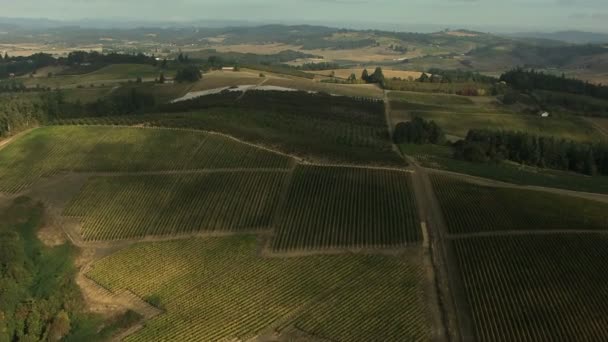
222, 67, 235, 71
540, 112, 550, 118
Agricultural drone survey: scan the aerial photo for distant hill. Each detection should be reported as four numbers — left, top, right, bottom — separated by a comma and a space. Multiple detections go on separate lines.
510, 31, 608, 44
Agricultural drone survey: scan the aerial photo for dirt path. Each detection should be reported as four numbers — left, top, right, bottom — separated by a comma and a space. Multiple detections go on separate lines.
0, 127, 37, 151
449, 229, 608, 239
403, 154, 469, 341
236, 77, 269, 101
426, 168, 608, 204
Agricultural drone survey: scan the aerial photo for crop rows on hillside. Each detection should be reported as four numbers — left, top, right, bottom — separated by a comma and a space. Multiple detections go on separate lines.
64, 172, 288, 240
51, 90, 403, 165
87, 235, 431, 341
272, 166, 420, 251
430, 175, 608, 234
454, 234, 608, 341
0, 126, 292, 193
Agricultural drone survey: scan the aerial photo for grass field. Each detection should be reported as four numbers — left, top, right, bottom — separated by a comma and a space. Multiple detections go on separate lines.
389, 90, 604, 142
87, 235, 431, 341
455, 235, 608, 341
400, 144, 608, 194
264, 77, 384, 98
0, 126, 292, 192
431, 175, 608, 234
21, 64, 163, 88
272, 166, 420, 251
412, 111, 601, 142
65, 173, 288, 240
189, 70, 263, 92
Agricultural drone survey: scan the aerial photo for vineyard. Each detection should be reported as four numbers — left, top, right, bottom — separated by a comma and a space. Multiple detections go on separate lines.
50, 90, 403, 165
431, 175, 608, 234
272, 166, 420, 251
454, 234, 608, 341
64, 172, 288, 240
0, 126, 292, 193
87, 235, 431, 341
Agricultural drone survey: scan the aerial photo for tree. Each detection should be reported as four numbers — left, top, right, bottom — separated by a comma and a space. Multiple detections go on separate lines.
136, 76, 143, 83
393, 117, 445, 144
418, 73, 430, 82
361, 69, 370, 83
347, 73, 357, 83
159, 72, 166, 84
369, 67, 385, 84
161, 58, 168, 69
175, 66, 202, 83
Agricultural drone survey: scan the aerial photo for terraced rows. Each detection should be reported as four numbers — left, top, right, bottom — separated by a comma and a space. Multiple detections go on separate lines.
454, 234, 608, 341
430, 174, 608, 234
272, 166, 420, 251
87, 235, 431, 342
64, 172, 288, 240
0, 125, 292, 193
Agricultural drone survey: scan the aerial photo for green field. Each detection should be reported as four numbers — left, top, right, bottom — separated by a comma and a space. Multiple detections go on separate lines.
272, 166, 420, 251
389, 89, 604, 142
0, 126, 292, 193
454, 235, 608, 341
431, 175, 608, 234
87, 235, 431, 341
52, 90, 402, 165
21, 64, 163, 88
412, 111, 600, 142
264, 77, 385, 98
400, 143, 608, 194
65, 172, 288, 240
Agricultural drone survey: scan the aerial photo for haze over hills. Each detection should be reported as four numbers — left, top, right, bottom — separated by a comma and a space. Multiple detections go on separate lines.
510, 30, 608, 44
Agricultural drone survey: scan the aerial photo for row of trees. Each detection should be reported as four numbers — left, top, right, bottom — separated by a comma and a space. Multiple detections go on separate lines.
454, 129, 608, 176
424, 68, 497, 84
500, 68, 608, 100
0, 51, 160, 79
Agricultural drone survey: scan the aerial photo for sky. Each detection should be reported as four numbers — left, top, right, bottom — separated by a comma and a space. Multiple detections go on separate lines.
1, 0, 608, 33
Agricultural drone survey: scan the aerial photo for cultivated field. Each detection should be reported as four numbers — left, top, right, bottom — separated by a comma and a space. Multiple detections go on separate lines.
189, 70, 263, 92
0, 126, 292, 192
454, 234, 608, 341
400, 144, 608, 194
65, 173, 288, 240
264, 77, 384, 98
431, 175, 608, 234
53, 91, 401, 165
20, 64, 163, 88
272, 166, 420, 251
87, 235, 432, 341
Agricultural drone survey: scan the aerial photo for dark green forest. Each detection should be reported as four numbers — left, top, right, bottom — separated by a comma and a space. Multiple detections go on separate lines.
0, 197, 141, 342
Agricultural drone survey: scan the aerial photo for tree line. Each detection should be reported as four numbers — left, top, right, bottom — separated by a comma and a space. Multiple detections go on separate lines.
0, 51, 159, 79
500, 68, 608, 101
454, 129, 608, 176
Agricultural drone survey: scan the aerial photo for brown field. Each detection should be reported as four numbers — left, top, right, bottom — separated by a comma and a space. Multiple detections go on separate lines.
0, 43, 103, 57
588, 117, 608, 137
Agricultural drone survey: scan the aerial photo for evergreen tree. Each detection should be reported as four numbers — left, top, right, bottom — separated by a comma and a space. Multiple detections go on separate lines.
361, 69, 370, 83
